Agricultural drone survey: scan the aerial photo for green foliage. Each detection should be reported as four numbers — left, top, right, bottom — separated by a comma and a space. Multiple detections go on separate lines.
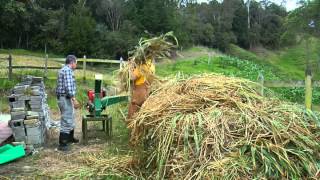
92, 28, 138, 59
0, 78, 18, 91
232, 2, 249, 48
274, 87, 320, 105
286, 0, 320, 38
280, 30, 298, 46
260, 14, 283, 48
65, 0, 96, 56
158, 55, 277, 81
0, 0, 293, 58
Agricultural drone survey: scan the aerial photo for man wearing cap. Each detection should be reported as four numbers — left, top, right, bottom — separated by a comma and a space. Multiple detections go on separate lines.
56, 55, 80, 151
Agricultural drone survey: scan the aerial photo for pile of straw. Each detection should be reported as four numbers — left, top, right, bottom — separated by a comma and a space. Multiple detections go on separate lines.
128, 74, 320, 179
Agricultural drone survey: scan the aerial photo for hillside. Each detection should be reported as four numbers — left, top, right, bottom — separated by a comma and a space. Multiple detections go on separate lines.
158, 45, 320, 108
227, 39, 320, 80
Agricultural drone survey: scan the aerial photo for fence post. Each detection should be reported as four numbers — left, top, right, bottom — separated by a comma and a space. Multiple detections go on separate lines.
305, 67, 312, 110
208, 53, 211, 65
8, 54, 12, 80
83, 55, 87, 82
44, 54, 48, 79
120, 56, 123, 70
257, 73, 264, 96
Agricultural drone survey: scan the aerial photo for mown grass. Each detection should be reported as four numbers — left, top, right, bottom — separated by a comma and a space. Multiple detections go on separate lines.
0, 49, 63, 58
227, 44, 262, 62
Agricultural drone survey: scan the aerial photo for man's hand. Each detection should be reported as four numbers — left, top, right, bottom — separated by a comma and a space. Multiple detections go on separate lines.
129, 65, 137, 81
72, 98, 81, 109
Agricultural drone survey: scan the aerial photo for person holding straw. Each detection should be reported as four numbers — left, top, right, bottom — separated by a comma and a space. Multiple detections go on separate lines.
127, 56, 155, 119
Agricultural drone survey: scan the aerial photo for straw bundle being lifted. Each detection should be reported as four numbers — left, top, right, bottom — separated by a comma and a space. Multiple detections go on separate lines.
128, 31, 178, 65
128, 74, 320, 179
118, 32, 178, 92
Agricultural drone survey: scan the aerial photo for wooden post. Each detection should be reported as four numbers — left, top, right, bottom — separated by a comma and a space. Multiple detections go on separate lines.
8, 54, 12, 80
44, 54, 48, 79
257, 73, 264, 96
119, 56, 123, 70
305, 67, 312, 110
83, 55, 87, 82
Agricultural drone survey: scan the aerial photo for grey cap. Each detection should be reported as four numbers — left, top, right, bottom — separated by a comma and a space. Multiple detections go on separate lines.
65, 55, 77, 64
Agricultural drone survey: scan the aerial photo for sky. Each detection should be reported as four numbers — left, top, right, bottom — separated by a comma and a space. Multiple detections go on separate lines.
197, 0, 301, 11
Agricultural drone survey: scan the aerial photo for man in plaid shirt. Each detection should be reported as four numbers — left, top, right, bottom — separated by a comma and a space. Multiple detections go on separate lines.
56, 55, 80, 151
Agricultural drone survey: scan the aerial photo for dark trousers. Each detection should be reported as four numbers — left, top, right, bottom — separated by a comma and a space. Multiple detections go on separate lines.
127, 83, 149, 119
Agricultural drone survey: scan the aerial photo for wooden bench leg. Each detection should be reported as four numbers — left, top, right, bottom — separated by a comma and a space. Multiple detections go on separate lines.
102, 120, 106, 131
109, 117, 112, 138
82, 117, 88, 144
105, 119, 109, 138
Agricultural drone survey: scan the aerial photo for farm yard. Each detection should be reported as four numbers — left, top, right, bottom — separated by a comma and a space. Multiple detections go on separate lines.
1, 0, 320, 179
0, 44, 320, 179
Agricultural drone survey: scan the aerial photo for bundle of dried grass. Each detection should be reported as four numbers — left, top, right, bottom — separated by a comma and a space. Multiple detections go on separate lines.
129, 31, 178, 65
118, 32, 178, 92
128, 74, 320, 179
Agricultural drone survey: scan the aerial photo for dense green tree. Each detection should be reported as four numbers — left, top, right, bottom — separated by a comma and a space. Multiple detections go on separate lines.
96, 0, 125, 31
232, 0, 250, 48
0, 0, 307, 57
260, 14, 283, 48
0, 0, 28, 48
65, 0, 96, 56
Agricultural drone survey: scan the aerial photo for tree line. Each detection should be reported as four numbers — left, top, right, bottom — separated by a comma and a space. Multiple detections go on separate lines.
0, 0, 318, 59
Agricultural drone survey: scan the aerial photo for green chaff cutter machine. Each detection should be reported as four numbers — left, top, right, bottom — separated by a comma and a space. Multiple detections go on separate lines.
82, 74, 128, 143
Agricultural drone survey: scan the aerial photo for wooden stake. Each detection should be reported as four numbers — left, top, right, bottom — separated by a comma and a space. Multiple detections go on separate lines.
83, 55, 87, 82
305, 67, 312, 110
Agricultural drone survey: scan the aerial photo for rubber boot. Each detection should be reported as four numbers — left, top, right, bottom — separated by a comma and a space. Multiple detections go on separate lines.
69, 129, 79, 143
58, 132, 70, 152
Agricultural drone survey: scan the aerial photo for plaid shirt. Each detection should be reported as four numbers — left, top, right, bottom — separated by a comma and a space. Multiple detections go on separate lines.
56, 65, 76, 97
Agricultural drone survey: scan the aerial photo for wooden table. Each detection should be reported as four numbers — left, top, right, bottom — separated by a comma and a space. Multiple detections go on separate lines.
82, 114, 112, 144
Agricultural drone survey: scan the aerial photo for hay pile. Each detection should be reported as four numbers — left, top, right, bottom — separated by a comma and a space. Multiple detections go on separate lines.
128, 74, 320, 179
